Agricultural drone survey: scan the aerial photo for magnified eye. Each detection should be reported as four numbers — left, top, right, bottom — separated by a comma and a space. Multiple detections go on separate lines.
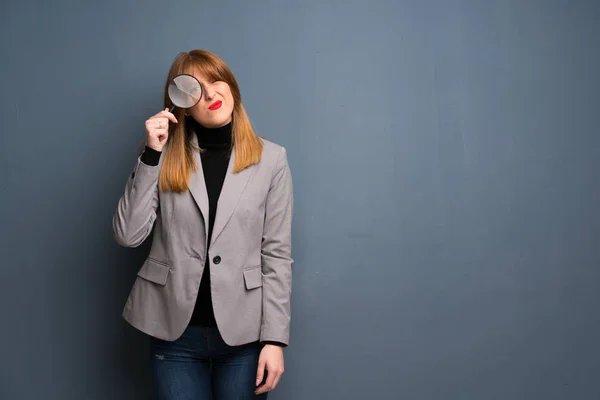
168, 74, 203, 108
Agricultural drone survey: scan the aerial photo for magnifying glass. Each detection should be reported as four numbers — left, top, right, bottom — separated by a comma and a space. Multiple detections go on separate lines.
167, 74, 202, 112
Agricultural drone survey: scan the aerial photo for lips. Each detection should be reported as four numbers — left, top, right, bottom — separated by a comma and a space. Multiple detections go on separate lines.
209, 100, 222, 111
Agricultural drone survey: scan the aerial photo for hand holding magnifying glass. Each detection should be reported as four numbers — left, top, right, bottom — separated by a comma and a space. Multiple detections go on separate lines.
144, 74, 203, 152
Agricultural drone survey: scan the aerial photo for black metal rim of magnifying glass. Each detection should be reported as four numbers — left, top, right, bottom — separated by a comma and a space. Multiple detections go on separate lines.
168, 73, 203, 109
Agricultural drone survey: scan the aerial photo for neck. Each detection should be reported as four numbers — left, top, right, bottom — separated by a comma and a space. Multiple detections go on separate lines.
187, 117, 232, 149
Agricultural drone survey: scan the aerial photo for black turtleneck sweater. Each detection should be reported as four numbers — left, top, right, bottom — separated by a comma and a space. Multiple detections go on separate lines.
140, 118, 284, 347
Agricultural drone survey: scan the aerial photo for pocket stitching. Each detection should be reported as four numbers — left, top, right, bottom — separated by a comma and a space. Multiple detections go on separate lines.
137, 258, 171, 285
243, 265, 262, 290
146, 257, 170, 267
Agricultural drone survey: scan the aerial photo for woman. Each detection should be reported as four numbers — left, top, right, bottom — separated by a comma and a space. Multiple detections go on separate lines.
112, 49, 293, 399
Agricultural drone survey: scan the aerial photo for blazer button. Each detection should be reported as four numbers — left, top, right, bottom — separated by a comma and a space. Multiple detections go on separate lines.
213, 256, 221, 264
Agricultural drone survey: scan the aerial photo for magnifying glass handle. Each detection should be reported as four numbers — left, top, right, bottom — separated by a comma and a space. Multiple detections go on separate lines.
169, 106, 176, 113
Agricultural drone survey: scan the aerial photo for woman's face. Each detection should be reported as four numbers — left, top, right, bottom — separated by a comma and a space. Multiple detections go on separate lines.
186, 70, 234, 128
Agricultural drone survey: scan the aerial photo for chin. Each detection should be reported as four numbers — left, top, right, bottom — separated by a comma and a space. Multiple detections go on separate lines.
194, 113, 227, 128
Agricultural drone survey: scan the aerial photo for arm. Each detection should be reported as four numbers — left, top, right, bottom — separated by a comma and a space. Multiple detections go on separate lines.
260, 146, 294, 346
112, 145, 162, 248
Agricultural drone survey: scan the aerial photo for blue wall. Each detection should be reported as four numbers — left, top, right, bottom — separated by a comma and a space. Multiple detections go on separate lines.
1, 0, 599, 398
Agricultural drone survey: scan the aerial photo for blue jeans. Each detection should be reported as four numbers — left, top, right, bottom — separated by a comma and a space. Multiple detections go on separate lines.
150, 325, 268, 399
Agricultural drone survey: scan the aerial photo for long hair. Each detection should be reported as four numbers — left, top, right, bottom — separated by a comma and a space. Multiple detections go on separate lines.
158, 49, 263, 192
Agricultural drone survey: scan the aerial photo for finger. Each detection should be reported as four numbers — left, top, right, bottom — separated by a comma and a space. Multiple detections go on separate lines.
255, 384, 267, 395
149, 128, 169, 138
255, 360, 266, 387
257, 371, 280, 394
162, 111, 178, 124
258, 368, 276, 394
150, 110, 178, 124
255, 378, 275, 394
147, 117, 164, 129
155, 118, 173, 130
271, 371, 282, 390
265, 369, 277, 389
150, 121, 168, 131
156, 110, 178, 124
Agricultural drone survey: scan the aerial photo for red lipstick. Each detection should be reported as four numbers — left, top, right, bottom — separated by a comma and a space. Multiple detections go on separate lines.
209, 100, 222, 111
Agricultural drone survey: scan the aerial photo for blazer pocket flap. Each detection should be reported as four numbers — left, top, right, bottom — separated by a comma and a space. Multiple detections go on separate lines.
243, 266, 262, 290
137, 258, 171, 285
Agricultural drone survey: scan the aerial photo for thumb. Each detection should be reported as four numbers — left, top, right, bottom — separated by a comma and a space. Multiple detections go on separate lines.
256, 359, 266, 386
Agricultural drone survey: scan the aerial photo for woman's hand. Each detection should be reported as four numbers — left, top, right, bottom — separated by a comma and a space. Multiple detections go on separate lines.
255, 344, 285, 395
145, 108, 178, 152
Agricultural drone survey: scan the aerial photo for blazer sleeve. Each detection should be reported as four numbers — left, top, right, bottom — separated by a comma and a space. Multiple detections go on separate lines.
112, 143, 162, 248
260, 146, 294, 346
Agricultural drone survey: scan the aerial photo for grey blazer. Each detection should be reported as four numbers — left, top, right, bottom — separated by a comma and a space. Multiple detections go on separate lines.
112, 134, 294, 346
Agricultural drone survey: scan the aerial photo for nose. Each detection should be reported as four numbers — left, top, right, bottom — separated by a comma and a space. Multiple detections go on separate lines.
203, 84, 215, 101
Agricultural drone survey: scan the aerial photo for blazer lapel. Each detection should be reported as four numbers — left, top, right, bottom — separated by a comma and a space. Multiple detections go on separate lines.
187, 134, 256, 248
188, 135, 210, 245
210, 146, 255, 246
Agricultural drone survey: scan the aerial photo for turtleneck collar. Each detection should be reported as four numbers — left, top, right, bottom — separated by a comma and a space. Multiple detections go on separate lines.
187, 116, 233, 150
